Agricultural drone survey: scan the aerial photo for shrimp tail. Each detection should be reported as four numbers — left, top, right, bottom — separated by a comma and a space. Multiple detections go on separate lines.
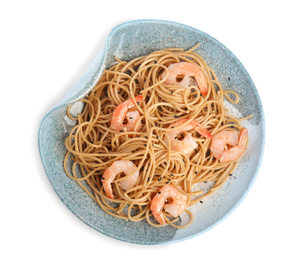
150, 194, 166, 225
193, 121, 212, 139
135, 95, 143, 103
103, 183, 114, 199
195, 76, 208, 96
123, 95, 143, 109
131, 95, 143, 106
153, 212, 166, 225
238, 127, 248, 149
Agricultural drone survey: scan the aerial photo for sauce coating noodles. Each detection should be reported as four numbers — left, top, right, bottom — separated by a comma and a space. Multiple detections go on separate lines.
64, 44, 249, 228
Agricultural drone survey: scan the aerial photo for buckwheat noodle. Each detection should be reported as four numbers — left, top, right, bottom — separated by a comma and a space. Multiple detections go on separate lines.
64, 43, 251, 228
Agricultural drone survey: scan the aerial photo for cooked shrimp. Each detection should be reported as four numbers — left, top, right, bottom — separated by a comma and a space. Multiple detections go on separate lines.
150, 184, 187, 225
161, 62, 208, 96
210, 127, 248, 163
164, 118, 212, 154
111, 95, 143, 132
101, 160, 139, 199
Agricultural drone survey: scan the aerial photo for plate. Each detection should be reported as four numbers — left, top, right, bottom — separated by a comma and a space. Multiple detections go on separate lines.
38, 19, 265, 245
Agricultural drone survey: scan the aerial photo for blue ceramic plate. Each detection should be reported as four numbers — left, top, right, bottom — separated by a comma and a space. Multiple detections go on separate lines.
38, 20, 265, 245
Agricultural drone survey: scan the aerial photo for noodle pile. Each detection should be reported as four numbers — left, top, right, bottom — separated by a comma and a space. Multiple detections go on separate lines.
64, 44, 249, 228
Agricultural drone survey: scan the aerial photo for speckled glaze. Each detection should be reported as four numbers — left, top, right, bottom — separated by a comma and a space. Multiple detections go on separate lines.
38, 20, 265, 245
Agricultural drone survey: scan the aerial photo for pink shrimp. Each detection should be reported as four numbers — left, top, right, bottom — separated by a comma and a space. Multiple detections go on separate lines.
101, 160, 139, 199
150, 184, 187, 225
164, 118, 212, 154
161, 62, 208, 96
210, 127, 248, 163
111, 95, 143, 132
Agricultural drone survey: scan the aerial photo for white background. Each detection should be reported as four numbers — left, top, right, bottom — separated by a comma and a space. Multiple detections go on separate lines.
1, 1, 300, 259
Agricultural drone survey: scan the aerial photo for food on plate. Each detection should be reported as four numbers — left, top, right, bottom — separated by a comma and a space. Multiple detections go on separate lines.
64, 44, 251, 228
